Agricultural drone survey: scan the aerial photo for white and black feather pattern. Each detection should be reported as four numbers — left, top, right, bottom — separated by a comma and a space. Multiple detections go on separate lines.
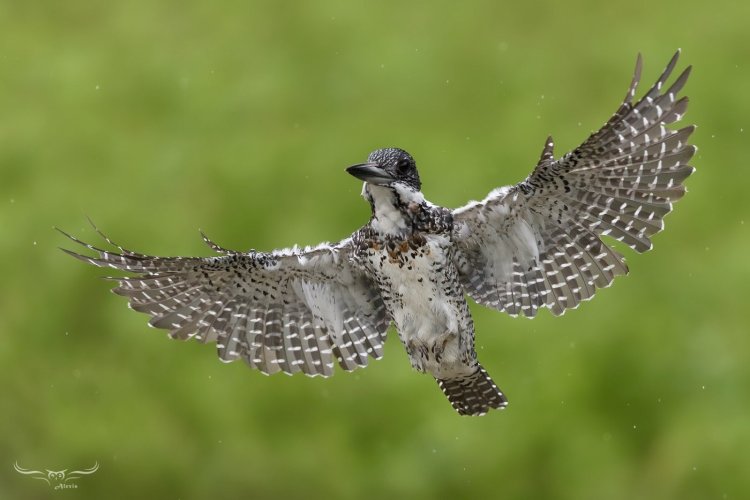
58, 225, 390, 377
452, 51, 695, 317
59, 52, 695, 416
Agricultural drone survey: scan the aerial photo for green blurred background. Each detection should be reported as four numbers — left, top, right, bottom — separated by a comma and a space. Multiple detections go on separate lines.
2, 0, 749, 498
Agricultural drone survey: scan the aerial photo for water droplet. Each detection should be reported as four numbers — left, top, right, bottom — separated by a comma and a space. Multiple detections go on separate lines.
701, 385, 705, 390
445, 79, 450, 84
65, 331, 69, 336
633, 425, 637, 430
95, 84, 100, 90
33, 241, 37, 246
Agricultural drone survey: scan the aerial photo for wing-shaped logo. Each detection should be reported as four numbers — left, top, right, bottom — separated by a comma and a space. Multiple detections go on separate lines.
13, 462, 51, 486
64, 462, 99, 482
14, 461, 99, 489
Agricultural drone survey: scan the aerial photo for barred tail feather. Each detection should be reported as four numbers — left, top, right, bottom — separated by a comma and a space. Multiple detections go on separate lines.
437, 365, 508, 416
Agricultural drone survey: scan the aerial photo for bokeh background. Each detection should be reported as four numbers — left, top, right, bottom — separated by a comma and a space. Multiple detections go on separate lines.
2, 1, 749, 498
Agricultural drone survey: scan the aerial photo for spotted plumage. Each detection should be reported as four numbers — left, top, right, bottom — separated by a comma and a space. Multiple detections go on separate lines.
60, 52, 695, 416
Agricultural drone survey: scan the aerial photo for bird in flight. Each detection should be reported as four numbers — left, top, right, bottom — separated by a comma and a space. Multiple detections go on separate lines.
60, 51, 694, 416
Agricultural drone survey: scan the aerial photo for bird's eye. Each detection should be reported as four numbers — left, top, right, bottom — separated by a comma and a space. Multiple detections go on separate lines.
397, 159, 410, 172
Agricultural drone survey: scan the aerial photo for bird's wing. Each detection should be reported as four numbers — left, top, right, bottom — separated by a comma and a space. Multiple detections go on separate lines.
13, 463, 51, 485
59, 225, 390, 377
452, 51, 695, 317
65, 462, 99, 482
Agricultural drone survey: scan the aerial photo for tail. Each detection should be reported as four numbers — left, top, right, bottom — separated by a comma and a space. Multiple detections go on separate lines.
436, 365, 508, 416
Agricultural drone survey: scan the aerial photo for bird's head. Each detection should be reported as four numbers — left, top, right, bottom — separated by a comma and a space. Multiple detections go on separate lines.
47, 470, 66, 481
346, 148, 421, 192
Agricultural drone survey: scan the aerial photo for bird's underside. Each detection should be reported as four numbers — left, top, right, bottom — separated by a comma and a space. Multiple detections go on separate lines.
60, 51, 695, 416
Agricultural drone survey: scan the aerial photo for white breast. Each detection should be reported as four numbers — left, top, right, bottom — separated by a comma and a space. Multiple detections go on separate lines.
371, 234, 459, 343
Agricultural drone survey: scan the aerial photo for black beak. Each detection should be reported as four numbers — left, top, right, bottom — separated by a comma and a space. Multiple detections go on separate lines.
346, 162, 394, 185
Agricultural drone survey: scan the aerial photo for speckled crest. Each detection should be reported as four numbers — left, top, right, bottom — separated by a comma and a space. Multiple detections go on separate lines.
367, 147, 421, 190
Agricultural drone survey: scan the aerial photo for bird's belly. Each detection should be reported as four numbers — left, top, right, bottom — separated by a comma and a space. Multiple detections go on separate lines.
363, 234, 462, 343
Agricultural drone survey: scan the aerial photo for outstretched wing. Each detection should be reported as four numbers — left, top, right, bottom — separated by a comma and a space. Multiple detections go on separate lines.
59, 224, 390, 377
65, 462, 99, 482
13, 463, 51, 485
452, 51, 695, 317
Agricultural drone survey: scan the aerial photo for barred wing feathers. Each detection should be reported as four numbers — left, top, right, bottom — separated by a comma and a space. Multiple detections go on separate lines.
452, 51, 695, 317
59, 227, 389, 377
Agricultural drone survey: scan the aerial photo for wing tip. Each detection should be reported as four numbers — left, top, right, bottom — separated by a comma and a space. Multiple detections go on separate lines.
538, 135, 555, 162
199, 229, 238, 255
59, 246, 101, 267
626, 53, 644, 102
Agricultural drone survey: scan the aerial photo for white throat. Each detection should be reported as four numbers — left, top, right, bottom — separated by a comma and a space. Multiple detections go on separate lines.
363, 183, 426, 235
